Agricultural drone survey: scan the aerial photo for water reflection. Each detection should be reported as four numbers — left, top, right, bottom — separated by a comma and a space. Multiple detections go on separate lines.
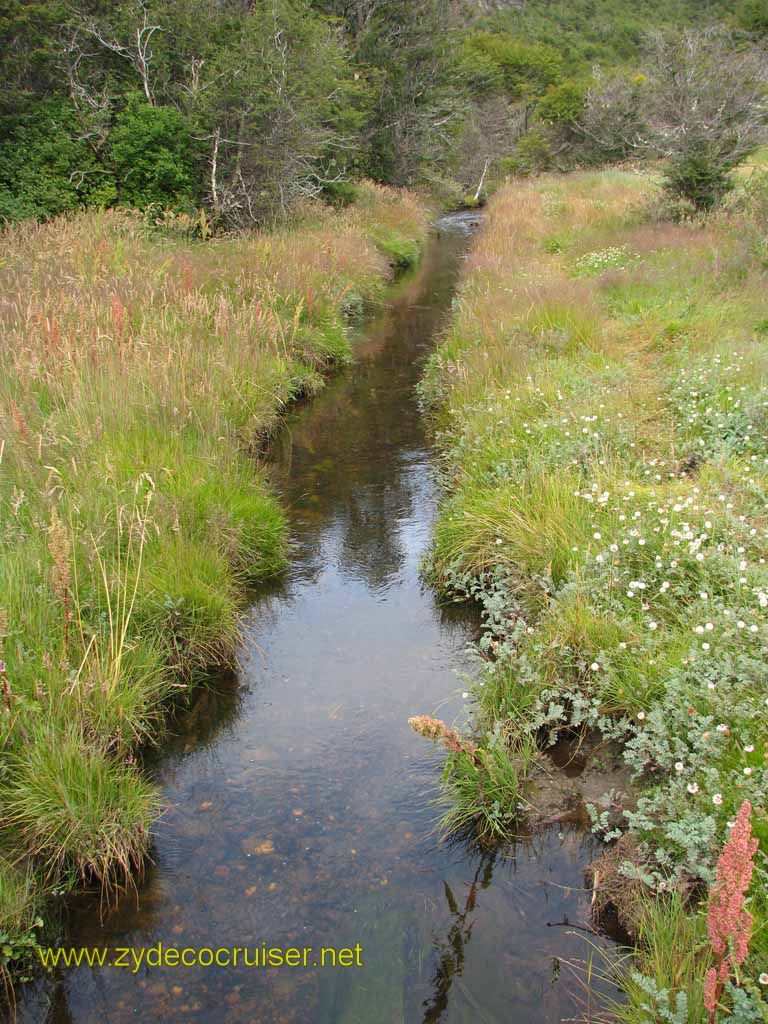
422, 856, 494, 1024
17, 213, 618, 1024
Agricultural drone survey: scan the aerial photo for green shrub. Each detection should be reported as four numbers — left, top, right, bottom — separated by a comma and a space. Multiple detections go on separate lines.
536, 79, 588, 126
108, 96, 198, 212
663, 152, 736, 212
0, 102, 115, 223
504, 127, 556, 175
458, 32, 563, 100
320, 180, 360, 207
737, 0, 768, 35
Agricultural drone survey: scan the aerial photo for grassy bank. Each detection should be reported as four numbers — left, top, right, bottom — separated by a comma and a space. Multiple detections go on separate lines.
418, 167, 768, 1018
0, 182, 428, 977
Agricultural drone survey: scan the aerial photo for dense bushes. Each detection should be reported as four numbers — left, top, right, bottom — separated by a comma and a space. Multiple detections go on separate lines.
108, 96, 198, 211
0, 102, 109, 222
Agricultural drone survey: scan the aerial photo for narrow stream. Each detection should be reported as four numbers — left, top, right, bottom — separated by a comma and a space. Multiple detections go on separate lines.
20, 214, 617, 1024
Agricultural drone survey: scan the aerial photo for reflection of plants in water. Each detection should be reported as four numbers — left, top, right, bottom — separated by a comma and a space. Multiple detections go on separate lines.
144, 668, 245, 776
422, 854, 495, 1023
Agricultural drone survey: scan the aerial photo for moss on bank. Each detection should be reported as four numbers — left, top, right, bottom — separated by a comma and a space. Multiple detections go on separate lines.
0, 182, 429, 975
419, 166, 768, 1017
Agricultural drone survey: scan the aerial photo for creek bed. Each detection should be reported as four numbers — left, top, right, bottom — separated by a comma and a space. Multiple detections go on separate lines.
20, 213, 618, 1024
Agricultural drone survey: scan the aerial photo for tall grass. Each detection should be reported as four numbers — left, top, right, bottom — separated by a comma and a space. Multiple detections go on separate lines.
0, 182, 429, 967
604, 895, 709, 1024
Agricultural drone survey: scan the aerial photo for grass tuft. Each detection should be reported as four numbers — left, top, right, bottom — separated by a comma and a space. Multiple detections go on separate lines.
4, 726, 160, 884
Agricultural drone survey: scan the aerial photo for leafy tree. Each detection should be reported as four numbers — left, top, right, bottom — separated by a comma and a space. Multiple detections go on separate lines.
536, 80, 589, 128
108, 94, 197, 209
357, 0, 462, 185
197, 0, 369, 224
0, 100, 114, 222
579, 29, 768, 208
577, 70, 649, 164
458, 33, 562, 102
649, 29, 767, 209
0, 0, 70, 116
0, 0, 756, 223
737, 0, 768, 36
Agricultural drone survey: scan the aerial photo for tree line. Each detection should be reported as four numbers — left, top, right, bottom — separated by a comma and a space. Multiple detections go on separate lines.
1, 0, 767, 226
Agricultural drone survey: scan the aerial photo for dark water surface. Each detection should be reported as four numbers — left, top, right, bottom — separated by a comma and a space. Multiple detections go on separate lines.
20, 214, 616, 1024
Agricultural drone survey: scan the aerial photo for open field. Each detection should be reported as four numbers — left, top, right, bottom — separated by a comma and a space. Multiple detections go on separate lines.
421, 166, 768, 1017
0, 183, 428, 972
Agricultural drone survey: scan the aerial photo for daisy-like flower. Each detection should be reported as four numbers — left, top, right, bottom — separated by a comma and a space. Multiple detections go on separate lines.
649, 621, 658, 630
716, 724, 729, 733
687, 782, 699, 794
759, 973, 768, 986
744, 767, 753, 776
674, 762, 684, 772
590, 662, 600, 671
745, 745, 755, 753
637, 711, 646, 721
712, 793, 723, 806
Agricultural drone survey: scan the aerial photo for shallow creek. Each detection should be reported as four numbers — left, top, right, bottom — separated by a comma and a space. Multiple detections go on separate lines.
20, 213, 618, 1024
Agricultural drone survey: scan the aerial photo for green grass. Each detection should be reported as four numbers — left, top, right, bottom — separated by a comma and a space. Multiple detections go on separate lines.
431, 468, 596, 603
440, 732, 539, 843
608, 894, 710, 1024
370, 226, 424, 268
4, 725, 160, 884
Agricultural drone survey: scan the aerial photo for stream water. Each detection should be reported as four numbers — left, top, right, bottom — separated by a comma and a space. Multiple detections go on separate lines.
19, 213, 617, 1024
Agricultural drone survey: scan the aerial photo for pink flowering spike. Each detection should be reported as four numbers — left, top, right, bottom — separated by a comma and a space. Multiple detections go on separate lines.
704, 800, 758, 1021
408, 715, 479, 763
703, 967, 718, 1017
